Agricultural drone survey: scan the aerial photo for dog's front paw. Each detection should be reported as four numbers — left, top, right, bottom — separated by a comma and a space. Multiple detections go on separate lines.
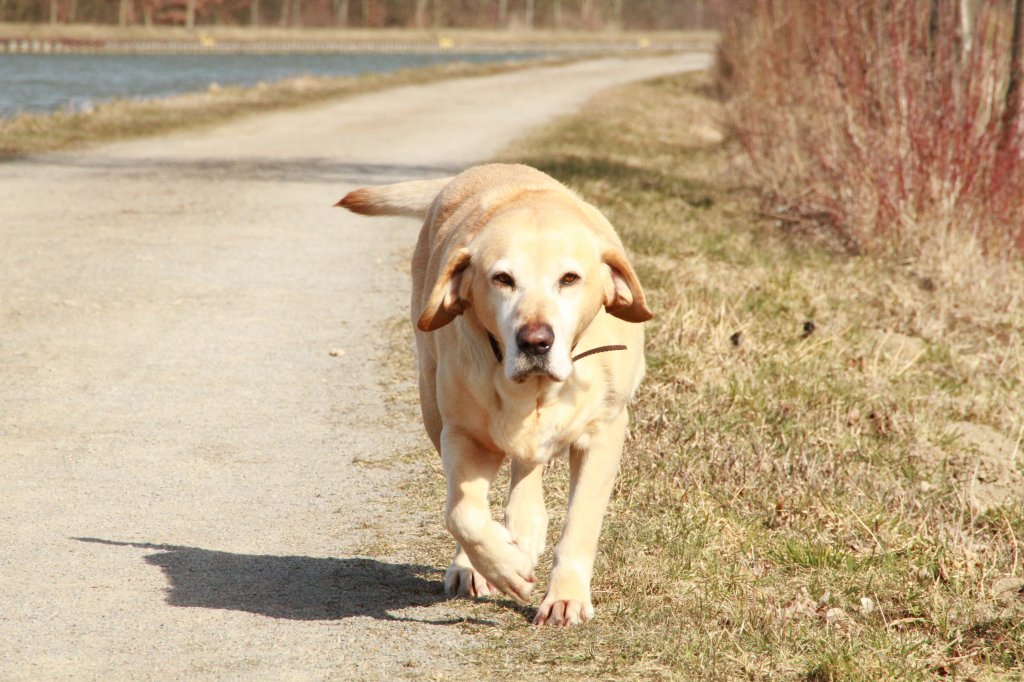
444, 551, 495, 598
533, 570, 594, 626
533, 597, 593, 626
462, 521, 536, 603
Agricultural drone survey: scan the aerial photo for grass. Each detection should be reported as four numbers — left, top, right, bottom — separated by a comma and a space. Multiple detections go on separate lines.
0, 56, 578, 159
379, 72, 1024, 679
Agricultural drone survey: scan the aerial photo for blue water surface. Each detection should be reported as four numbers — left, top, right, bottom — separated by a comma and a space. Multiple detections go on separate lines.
0, 52, 535, 117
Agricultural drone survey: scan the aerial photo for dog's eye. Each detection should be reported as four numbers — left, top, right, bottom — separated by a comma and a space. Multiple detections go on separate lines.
559, 272, 580, 286
492, 272, 515, 288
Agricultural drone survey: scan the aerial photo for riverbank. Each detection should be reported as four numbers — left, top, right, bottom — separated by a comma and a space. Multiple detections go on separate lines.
2, 51, 547, 118
0, 56, 569, 159
0, 23, 715, 54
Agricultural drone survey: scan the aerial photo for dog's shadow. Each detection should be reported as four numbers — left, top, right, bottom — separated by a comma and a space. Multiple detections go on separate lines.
74, 537, 502, 625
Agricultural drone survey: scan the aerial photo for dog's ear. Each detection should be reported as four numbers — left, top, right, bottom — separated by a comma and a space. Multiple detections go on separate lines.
417, 248, 472, 332
601, 247, 653, 323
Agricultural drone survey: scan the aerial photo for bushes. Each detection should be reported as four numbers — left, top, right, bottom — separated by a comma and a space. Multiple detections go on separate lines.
717, 0, 1024, 257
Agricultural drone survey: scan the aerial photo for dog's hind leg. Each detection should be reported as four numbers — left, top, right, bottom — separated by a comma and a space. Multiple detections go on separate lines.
444, 544, 495, 598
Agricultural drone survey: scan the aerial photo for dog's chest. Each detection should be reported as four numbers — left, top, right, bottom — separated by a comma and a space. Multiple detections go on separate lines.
489, 394, 594, 466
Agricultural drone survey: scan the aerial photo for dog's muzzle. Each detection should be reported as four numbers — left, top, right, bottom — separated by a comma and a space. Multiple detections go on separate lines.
486, 326, 628, 383
516, 323, 554, 357
502, 323, 557, 381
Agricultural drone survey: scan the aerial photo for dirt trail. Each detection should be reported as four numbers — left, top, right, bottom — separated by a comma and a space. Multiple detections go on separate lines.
0, 53, 709, 680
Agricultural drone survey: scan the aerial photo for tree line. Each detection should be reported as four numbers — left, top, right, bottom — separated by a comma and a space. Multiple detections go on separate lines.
0, 0, 711, 30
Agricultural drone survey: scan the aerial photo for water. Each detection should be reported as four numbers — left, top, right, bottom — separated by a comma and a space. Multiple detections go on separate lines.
0, 52, 535, 118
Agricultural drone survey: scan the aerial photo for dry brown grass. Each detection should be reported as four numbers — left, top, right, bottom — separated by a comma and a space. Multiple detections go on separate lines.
378, 71, 1024, 679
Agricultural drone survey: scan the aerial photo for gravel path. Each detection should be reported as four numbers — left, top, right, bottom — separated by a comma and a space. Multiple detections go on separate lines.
0, 53, 709, 680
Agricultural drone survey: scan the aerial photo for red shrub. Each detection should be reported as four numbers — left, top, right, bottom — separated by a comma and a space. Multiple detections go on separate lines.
717, 0, 1024, 256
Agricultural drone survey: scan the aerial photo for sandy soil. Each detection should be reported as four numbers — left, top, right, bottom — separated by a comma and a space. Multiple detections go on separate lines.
0, 53, 709, 680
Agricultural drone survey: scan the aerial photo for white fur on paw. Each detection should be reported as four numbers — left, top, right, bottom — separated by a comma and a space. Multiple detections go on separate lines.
533, 597, 594, 627
444, 562, 494, 598
461, 522, 536, 603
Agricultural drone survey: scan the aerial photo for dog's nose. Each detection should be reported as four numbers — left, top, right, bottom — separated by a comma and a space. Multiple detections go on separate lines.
516, 323, 554, 357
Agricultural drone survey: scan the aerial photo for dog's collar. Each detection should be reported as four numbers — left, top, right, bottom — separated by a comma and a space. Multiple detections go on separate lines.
488, 333, 505, 363
486, 333, 626, 364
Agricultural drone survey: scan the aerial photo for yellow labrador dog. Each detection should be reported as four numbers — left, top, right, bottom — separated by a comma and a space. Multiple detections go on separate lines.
337, 164, 651, 626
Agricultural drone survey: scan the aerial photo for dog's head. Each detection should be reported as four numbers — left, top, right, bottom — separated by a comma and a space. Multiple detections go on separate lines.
416, 193, 651, 383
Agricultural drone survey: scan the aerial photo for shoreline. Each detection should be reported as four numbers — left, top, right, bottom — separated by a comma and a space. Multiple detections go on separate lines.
0, 23, 716, 54
0, 55, 595, 158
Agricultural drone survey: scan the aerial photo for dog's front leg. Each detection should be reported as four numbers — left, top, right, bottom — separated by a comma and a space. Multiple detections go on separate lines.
533, 410, 627, 626
441, 428, 536, 602
504, 459, 548, 567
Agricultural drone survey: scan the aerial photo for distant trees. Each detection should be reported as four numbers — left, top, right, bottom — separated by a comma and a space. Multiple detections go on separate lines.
0, 0, 712, 30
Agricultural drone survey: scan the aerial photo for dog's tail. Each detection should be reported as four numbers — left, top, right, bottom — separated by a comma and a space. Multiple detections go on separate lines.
335, 177, 454, 219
